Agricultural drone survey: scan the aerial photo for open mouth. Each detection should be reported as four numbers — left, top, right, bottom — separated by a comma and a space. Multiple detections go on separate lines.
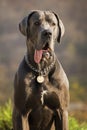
34, 42, 51, 64
43, 42, 50, 50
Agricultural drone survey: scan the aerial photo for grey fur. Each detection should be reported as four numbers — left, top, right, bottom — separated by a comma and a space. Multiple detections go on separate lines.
13, 10, 69, 130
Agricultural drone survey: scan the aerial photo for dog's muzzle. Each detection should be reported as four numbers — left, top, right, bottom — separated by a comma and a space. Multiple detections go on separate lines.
42, 29, 52, 39
34, 30, 53, 64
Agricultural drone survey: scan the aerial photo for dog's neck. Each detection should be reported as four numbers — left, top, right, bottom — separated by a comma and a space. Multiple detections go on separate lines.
25, 52, 56, 78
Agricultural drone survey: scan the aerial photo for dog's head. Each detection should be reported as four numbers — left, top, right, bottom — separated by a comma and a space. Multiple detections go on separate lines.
19, 10, 65, 63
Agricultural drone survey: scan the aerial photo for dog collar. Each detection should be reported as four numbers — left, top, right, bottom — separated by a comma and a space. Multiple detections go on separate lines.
24, 53, 56, 78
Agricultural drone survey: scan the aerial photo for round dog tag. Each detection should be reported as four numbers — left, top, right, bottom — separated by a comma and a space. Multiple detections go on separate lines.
37, 75, 44, 83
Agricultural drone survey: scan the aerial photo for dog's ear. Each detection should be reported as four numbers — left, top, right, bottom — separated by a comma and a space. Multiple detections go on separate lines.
19, 16, 28, 36
53, 12, 65, 43
19, 11, 36, 36
27, 11, 37, 38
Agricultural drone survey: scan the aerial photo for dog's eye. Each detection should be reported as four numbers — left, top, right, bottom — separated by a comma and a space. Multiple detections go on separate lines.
52, 22, 56, 26
34, 21, 41, 26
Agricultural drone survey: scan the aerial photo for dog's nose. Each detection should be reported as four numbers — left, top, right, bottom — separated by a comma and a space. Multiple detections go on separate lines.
42, 30, 52, 38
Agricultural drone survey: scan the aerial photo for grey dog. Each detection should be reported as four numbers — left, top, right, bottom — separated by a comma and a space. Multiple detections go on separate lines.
12, 10, 69, 130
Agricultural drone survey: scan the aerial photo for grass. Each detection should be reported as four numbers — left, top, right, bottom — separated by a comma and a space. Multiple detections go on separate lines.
0, 100, 87, 130
0, 100, 12, 130
69, 117, 87, 130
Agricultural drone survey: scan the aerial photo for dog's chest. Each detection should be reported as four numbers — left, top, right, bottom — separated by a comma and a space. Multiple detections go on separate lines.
24, 74, 49, 97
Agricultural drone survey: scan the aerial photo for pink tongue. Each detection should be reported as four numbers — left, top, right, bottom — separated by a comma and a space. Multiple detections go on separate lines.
34, 49, 43, 64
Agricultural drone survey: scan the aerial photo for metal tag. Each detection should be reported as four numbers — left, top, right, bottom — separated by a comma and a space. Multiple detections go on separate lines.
37, 75, 44, 83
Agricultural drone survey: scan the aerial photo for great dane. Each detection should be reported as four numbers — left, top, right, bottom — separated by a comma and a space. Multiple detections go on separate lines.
12, 10, 69, 130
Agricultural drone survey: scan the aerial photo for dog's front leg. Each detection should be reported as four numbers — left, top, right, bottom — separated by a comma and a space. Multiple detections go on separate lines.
62, 110, 68, 130
22, 115, 29, 130
54, 109, 68, 130
41, 87, 69, 130
12, 108, 22, 130
13, 108, 31, 130
22, 111, 31, 130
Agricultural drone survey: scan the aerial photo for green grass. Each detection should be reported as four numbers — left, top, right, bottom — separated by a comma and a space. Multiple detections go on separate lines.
0, 100, 87, 130
69, 117, 87, 130
0, 100, 12, 130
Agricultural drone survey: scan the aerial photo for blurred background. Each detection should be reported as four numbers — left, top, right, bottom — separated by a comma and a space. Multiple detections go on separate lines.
0, 0, 87, 122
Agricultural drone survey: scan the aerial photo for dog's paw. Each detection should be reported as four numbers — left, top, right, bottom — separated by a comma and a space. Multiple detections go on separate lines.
41, 90, 48, 105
